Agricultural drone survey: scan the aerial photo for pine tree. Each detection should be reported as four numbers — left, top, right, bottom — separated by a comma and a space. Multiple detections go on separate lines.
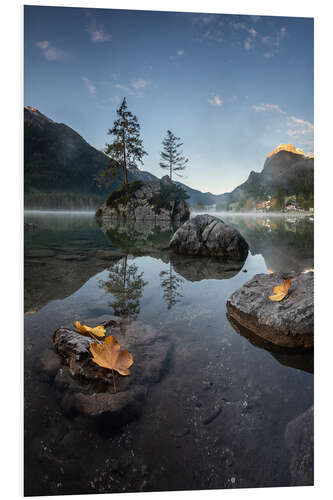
160, 263, 184, 310
159, 130, 189, 181
101, 256, 147, 323
103, 98, 147, 185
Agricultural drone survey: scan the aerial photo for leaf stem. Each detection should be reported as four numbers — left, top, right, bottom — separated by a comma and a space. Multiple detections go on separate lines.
112, 369, 117, 393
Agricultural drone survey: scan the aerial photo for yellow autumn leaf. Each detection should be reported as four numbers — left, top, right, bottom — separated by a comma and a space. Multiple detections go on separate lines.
269, 278, 292, 302
75, 320, 106, 338
90, 335, 134, 392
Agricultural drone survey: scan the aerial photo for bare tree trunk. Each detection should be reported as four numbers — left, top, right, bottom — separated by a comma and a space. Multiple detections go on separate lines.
122, 130, 128, 184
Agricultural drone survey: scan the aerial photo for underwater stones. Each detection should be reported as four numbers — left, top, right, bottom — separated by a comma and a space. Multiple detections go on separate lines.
285, 406, 314, 486
52, 315, 171, 425
227, 272, 314, 349
61, 387, 147, 425
169, 214, 249, 260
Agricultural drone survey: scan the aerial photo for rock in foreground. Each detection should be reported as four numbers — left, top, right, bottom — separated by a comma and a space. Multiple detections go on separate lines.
169, 214, 249, 259
52, 315, 171, 427
227, 272, 314, 348
285, 406, 314, 486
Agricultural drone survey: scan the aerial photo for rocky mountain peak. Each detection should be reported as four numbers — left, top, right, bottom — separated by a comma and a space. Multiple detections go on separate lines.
267, 143, 314, 159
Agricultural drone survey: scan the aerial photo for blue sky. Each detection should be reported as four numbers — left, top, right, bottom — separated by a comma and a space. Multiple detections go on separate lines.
24, 6, 313, 194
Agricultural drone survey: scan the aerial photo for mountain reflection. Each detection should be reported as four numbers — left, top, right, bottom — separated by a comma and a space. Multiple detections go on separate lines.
223, 215, 314, 273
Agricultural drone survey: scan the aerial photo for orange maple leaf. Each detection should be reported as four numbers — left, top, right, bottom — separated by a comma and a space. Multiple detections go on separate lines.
269, 277, 292, 302
90, 335, 134, 392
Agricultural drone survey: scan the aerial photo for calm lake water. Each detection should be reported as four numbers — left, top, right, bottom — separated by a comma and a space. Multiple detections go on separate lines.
24, 211, 314, 495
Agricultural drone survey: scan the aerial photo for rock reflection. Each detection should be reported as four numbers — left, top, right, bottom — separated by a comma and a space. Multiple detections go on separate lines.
100, 256, 147, 324
169, 254, 245, 282
100, 219, 174, 256
227, 314, 313, 373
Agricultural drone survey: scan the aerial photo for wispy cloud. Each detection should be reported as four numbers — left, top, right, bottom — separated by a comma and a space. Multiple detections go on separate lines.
113, 77, 150, 96
261, 27, 288, 58
208, 95, 223, 107
86, 15, 112, 43
286, 116, 314, 137
81, 76, 96, 95
170, 49, 185, 61
252, 103, 286, 114
36, 40, 65, 61
131, 78, 149, 89
252, 103, 314, 146
191, 14, 287, 59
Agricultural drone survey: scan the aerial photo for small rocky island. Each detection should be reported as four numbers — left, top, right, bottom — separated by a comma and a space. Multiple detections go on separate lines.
95, 175, 190, 224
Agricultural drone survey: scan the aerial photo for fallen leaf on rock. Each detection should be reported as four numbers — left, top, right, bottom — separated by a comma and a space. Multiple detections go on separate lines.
267, 269, 274, 274
75, 320, 106, 338
269, 278, 292, 302
90, 335, 134, 392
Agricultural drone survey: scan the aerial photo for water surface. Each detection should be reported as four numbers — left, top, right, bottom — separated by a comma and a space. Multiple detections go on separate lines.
24, 211, 314, 495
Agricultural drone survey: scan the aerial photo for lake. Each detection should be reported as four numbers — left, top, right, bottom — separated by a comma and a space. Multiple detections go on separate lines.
24, 211, 314, 495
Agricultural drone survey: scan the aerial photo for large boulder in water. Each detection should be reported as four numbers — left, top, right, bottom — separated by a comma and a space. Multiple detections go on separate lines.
169, 214, 249, 260
227, 272, 314, 348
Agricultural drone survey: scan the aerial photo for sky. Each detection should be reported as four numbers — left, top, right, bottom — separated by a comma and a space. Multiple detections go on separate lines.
24, 6, 314, 194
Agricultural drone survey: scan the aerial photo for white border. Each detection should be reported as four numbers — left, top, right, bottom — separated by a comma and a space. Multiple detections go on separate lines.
1, 1, 333, 499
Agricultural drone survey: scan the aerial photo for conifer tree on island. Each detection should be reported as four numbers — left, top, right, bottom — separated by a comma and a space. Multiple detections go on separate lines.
159, 130, 189, 181
101, 97, 147, 186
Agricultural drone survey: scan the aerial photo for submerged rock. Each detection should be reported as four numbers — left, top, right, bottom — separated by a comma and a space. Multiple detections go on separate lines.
52, 315, 171, 427
169, 214, 249, 259
227, 272, 314, 348
96, 175, 190, 224
285, 406, 314, 486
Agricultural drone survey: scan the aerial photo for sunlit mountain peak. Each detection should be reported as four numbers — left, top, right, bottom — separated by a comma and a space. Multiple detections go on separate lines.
267, 143, 314, 159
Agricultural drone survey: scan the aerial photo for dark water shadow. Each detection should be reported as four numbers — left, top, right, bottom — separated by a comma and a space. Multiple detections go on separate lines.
227, 314, 314, 374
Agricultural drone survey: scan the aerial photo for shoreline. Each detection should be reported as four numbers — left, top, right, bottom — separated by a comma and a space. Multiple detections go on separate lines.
24, 209, 314, 218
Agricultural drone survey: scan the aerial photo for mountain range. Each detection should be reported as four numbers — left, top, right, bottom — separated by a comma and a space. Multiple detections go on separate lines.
24, 106, 314, 210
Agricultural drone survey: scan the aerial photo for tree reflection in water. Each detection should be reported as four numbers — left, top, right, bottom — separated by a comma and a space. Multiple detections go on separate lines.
160, 262, 184, 309
100, 256, 147, 327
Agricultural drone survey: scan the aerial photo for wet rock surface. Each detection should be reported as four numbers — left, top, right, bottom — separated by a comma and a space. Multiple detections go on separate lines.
227, 272, 314, 348
285, 405, 314, 486
169, 214, 249, 259
52, 315, 172, 423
